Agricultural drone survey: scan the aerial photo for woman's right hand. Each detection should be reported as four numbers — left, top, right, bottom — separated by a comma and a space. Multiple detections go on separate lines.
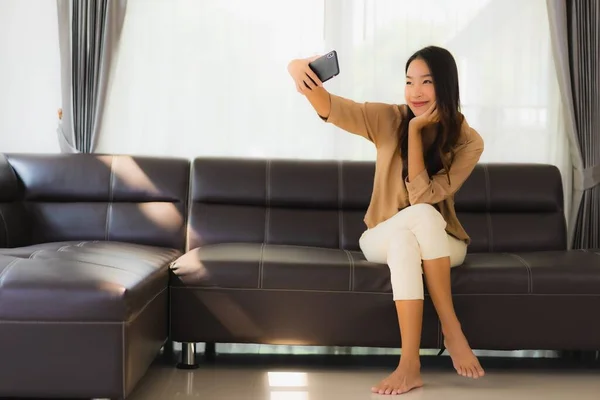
287, 56, 323, 95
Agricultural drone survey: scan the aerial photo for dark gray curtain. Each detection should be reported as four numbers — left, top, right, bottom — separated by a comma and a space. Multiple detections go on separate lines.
56, 0, 127, 153
547, 0, 600, 249
569, 0, 600, 249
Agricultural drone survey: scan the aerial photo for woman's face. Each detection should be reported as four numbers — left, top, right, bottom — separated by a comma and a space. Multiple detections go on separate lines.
405, 58, 436, 117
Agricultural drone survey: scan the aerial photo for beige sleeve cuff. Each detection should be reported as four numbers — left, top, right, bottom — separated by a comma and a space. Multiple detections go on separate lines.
320, 93, 341, 124
405, 168, 430, 194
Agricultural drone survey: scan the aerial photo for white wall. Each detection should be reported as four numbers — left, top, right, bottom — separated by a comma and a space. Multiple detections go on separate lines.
0, 0, 61, 153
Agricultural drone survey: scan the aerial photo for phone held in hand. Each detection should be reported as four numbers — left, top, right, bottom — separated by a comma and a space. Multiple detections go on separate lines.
309, 50, 340, 84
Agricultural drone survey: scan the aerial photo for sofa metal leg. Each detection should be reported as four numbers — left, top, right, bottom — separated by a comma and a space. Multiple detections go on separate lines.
177, 342, 199, 369
204, 342, 216, 362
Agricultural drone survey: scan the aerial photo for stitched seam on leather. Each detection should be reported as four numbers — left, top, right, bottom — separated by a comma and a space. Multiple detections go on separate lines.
506, 253, 533, 294
121, 322, 126, 398
249, 243, 343, 251
27, 257, 145, 276
483, 164, 491, 210
0, 320, 124, 325
483, 164, 493, 252
168, 284, 172, 338
349, 250, 354, 291
264, 160, 271, 244
0, 258, 20, 283
172, 286, 600, 297
128, 284, 164, 323
258, 243, 265, 289
184, 160, 194, 252
106, 156, 116, 241
173, 286, 396, 295
0, 207, 9, 247
28, 249, 44, 259
0, 286, 166, 324
343, 249, 353, 291
515, 254, 533, 294
486, 213, 494, 252
338, 161, 344, 249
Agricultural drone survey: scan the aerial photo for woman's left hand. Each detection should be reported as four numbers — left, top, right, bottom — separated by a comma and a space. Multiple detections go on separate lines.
409, 102, 439, 131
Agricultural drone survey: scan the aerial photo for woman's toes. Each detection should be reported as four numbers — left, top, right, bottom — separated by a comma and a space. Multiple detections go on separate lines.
476, 363, 485, 375
476, 366, 484, 378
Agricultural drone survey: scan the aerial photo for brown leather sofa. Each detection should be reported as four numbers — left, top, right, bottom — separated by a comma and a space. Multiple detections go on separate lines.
1, 154, 599, 399
0, 154, 189, 399
171, 158, 600, 365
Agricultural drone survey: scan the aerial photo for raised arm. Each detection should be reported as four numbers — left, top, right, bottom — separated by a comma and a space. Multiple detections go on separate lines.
287, 56, 331, 118
287, 56, 402, 147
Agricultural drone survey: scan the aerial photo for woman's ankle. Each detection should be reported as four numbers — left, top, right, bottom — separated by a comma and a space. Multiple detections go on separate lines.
399, 354, 421, 368
441, 321, 463, 338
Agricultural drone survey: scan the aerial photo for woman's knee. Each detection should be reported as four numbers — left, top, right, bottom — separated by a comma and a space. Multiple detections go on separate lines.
387, 229, 421, 265
403, 203, 447, 229
389, 229, 419, 249
406, 203, 441, 217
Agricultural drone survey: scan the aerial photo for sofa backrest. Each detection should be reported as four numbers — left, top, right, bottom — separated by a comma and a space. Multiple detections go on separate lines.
1, 154, 190, 250
188, 158, 567, 253
0, 156, 29, 248
455, 163, 566, 252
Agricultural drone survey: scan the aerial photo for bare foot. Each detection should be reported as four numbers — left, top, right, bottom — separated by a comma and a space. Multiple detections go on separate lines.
443, 331, 485, 379
371, 360, 423, 395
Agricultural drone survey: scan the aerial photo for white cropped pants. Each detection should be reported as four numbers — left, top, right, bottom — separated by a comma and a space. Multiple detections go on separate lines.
359, 204, 467, 301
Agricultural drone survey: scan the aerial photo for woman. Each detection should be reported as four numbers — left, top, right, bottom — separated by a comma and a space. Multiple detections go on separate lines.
287, 46, 485, 395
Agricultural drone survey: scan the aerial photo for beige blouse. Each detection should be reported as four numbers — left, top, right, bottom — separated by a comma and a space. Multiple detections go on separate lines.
323, 93, 484, 245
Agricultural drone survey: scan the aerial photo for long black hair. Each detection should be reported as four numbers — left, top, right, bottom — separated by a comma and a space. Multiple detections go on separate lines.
399, 46, 463, 185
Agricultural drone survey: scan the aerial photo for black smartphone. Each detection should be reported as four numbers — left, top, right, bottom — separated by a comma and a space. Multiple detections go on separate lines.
307, 50, 340, 85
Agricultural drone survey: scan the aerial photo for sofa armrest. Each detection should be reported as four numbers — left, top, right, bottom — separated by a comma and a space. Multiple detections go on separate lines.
0, 155, 30, 248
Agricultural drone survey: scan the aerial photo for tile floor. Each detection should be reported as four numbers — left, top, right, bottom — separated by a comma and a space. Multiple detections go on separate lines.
127, 345, 600, 400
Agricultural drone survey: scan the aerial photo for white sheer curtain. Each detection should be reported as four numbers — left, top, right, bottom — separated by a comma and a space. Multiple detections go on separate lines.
99, 0, 332, 159
0, 0, 61, 153
99, 0, 570, 210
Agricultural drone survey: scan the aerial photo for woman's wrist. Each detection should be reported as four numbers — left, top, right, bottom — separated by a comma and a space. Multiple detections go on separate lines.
408, 120, 422, 134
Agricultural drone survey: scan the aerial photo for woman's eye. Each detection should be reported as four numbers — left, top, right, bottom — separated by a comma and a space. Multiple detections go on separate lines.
424, 80, 433, 84
406, 82, 412, 85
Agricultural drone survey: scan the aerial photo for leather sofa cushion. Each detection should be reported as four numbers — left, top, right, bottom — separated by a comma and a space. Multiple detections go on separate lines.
171, 244, 600, 296
0, 241, 180, 322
